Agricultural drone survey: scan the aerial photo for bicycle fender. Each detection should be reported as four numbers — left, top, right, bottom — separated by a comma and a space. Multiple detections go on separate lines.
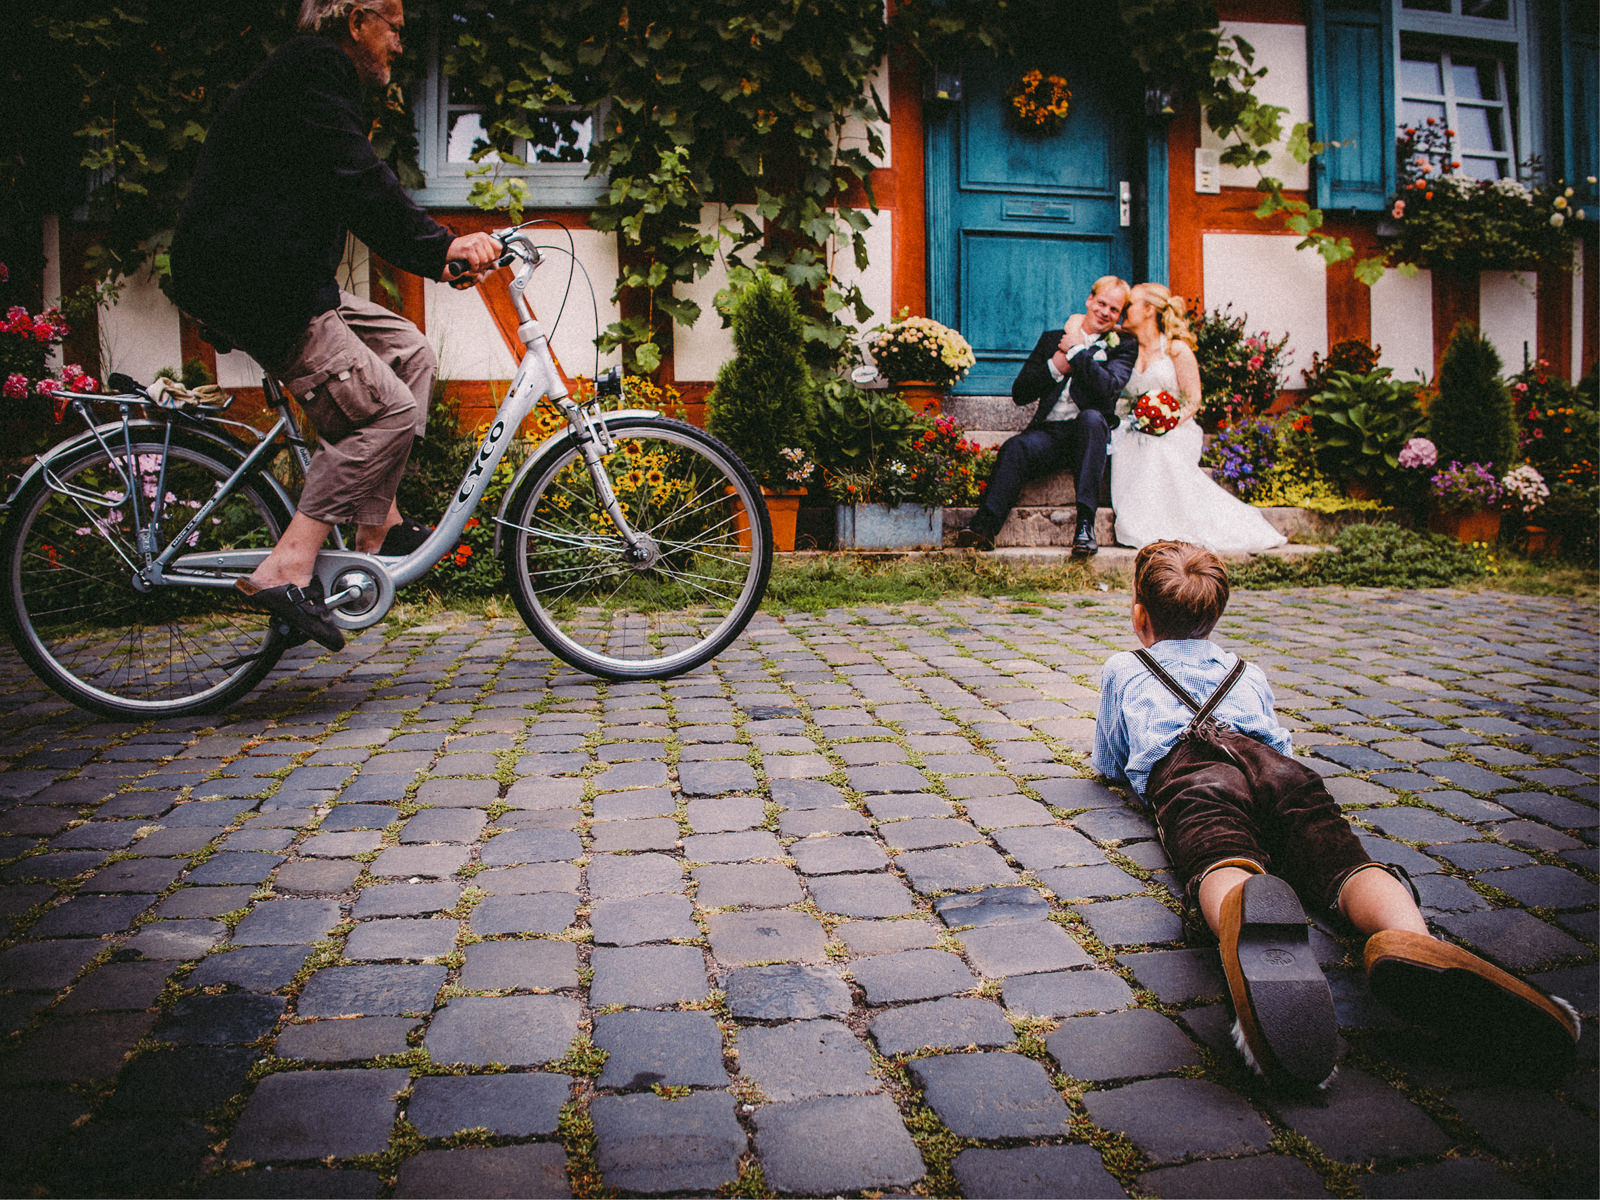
491, 408, 660, 556
2, 419, 293, 517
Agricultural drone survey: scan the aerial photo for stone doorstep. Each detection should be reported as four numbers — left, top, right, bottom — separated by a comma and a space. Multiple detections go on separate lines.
785, 542, 1328, 570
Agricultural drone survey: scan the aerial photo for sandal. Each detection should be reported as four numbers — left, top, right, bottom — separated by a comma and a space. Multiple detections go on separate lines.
235, 578, 345, 652
378, 515, 433, 557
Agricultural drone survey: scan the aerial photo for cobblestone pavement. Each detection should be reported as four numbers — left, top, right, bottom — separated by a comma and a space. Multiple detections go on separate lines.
0, 587, 1595, 1198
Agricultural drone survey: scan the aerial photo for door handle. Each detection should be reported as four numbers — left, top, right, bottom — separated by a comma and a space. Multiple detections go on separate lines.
1119, 181, 1132, 227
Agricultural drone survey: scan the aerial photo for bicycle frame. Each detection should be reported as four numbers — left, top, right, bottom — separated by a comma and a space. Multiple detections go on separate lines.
164, 232, 658, 633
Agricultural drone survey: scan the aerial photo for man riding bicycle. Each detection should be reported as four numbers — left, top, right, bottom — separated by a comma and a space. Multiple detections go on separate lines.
169, 0, 500, 650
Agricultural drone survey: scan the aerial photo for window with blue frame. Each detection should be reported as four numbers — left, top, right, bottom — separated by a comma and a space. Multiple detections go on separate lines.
1308, 0, 1596, 213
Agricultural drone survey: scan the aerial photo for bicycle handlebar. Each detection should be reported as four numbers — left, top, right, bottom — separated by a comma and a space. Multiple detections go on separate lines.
445, 227, 539, 281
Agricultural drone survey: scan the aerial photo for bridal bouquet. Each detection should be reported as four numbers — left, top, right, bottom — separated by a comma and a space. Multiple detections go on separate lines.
1130, 389, 1183, 435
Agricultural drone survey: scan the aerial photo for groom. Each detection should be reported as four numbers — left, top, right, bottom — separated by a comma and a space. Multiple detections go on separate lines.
957, 276, 1136, 555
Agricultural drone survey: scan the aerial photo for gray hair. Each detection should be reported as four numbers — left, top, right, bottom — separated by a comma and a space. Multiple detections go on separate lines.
296, 0, 381, 36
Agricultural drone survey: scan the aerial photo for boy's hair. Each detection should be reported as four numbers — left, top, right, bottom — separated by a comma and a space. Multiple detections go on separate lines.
1134, 541, 1230, 639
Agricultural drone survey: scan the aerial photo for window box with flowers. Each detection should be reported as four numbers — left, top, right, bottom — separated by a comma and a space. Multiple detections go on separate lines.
825, 411, 993, 550
1384, 122, 1583, 275
863, 313, 976, 413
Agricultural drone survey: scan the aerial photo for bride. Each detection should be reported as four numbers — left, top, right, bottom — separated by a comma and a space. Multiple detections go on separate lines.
1108, 282, 1287, 554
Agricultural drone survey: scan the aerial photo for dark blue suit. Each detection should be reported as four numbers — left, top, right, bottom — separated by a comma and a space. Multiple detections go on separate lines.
969, 326, 1139, 539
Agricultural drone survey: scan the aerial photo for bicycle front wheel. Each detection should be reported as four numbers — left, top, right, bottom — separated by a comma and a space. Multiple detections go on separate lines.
501, 416, 772, 679
0, 432, 294, 719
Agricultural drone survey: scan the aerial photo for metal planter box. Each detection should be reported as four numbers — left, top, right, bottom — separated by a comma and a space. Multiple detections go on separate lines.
834, 503, 944, 550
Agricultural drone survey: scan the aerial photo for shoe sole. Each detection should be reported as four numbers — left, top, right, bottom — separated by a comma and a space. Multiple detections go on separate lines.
1221, 874, 1338, 1088
1365, 930, 1580, 1076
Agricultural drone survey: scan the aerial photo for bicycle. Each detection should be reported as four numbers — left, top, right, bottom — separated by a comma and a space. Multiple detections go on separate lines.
0, 224, 773, 719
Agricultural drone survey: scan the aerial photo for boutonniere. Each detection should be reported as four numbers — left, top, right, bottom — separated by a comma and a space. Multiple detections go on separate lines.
1104, 331, 1120, 349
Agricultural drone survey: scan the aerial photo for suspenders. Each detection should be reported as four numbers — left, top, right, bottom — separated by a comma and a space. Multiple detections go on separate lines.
1134, 650, 1249, 743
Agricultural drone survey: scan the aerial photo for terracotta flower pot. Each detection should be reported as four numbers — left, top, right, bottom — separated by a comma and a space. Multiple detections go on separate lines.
891, 381, 947, 416
1428, 507, 1502, 545
730, 487, 804, 553
1522, 524, 1562, 557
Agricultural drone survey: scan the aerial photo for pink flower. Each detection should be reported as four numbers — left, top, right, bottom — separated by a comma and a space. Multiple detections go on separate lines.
1248, 355, 1264, 371
3, 374, 27, 399
1398, 437, 1438, 470
1392, 199, 1406, 219
35, 377, 60, 396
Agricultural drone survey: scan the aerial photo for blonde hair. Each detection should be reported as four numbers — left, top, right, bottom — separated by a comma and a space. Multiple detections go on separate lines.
1134, 540, 1230, 640
1133, 282, 1196, 349
1089, 275, 1131, 303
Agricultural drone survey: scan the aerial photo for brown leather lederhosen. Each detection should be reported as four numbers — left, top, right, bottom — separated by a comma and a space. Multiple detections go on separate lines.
1136, 650, 1383, 913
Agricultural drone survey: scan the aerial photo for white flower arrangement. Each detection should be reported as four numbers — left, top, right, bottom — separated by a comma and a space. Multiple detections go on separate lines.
865, 313, 976, 387
1500, 464, 1549, 515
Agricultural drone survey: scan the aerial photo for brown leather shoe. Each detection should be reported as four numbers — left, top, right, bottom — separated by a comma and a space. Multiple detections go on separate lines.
1218, 873, 1338, 1088
954, 527, 993, 551
1365, 929, 1580, 1076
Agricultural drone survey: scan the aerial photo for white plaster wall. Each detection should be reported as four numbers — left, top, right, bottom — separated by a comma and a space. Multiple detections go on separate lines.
97, 267, 183, 385
1201, 232, 1326, 383
1370, 267, 1435, 383
1204, 22, 1311, 192
672, 206, 757, 383
1573, 251, 1586, 381
1478, 270, 1539, 374
426, 225, 620, 382
41, 216, 63, 374
832, 210, 893, 341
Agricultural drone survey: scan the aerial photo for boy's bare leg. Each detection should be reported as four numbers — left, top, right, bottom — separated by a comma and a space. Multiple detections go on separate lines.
1335, 864, 1430, 937
1196, 865, 1256, 937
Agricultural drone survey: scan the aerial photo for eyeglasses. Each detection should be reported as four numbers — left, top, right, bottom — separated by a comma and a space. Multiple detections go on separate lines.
360, 7, 404, 41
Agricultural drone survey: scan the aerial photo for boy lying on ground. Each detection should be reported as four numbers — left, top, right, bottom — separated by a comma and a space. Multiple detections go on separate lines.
1092, 540, 1580, 1087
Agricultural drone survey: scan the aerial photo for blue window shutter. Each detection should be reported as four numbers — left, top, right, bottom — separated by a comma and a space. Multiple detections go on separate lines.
1307, 0, 1395, 211
1562, 3, 1598, 211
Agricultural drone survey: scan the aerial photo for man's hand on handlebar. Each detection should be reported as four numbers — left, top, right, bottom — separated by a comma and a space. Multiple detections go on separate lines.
444, 232, 504, 288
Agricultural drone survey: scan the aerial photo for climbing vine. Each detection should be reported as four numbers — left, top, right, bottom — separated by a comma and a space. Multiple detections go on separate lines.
4, 0, 1377, 369
445, 0, 887, 372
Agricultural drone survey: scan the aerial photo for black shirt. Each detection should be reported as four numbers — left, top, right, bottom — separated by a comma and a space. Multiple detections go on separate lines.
170, 36, 451, 365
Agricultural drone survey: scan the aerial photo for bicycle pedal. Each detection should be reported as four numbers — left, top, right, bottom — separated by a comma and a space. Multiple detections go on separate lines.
275, 620, 312, 649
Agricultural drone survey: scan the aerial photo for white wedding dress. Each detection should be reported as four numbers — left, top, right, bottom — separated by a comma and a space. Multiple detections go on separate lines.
1110, 341, 1287, 554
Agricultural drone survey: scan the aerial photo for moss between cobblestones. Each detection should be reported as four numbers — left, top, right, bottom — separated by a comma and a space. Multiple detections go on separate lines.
556, 1098, 609, 1198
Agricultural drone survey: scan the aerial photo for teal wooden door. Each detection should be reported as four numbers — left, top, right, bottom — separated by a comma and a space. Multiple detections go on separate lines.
927, 48, 1148, 395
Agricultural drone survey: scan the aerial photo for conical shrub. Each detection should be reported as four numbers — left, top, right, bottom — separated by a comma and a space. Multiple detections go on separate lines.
1426, 321, 1518, 471
705, 274, 816, 489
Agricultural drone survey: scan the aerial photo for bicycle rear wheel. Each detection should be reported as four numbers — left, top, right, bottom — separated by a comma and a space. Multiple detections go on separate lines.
500, 416, 772, 679
0, 432, 294, 718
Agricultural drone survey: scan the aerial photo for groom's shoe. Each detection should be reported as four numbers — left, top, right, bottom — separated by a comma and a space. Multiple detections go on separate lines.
955, 527, 994, 551
1071, 512, 1098, 556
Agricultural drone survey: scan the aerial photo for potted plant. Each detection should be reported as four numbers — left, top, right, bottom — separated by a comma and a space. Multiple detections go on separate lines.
1511, 360, 1599, 559
705, 273, 819, 551
1426, 460, 1505, 544
1187, 303, 1290, 431
817, 386, 992, 549
862, 311, 975, 414
1427, 323, 1519, 477
1300, 367, 1424, 501
1385, 122, 1579, 275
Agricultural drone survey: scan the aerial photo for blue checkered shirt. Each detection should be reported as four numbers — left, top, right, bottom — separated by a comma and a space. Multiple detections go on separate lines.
1092, 638, 1293, 800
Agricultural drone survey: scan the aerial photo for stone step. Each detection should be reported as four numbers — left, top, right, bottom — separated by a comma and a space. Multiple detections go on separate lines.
939, 504, 1337, 551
